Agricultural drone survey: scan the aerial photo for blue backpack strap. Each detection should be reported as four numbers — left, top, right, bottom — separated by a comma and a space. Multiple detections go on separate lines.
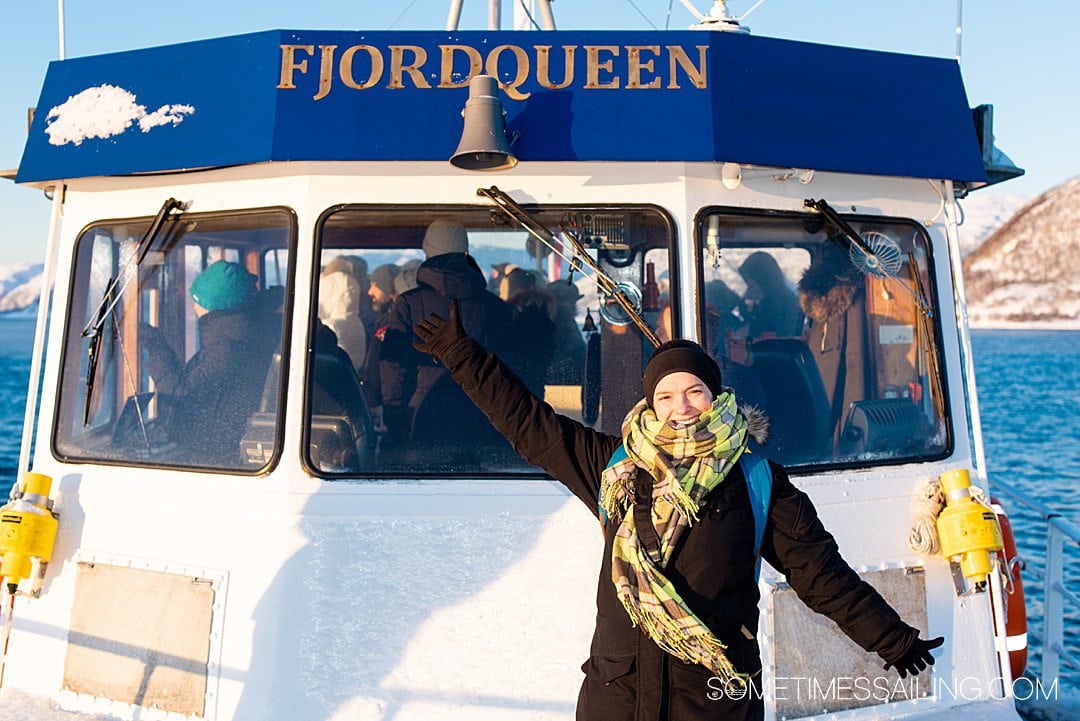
739, 451, 773, 581
598, 444, 630, 526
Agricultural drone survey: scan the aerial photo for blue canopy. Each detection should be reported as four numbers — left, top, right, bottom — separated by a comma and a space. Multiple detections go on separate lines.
16, 29, 987, 183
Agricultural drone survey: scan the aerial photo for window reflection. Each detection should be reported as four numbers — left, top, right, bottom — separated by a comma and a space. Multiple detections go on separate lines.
55, 210, 294, 472
700, 211, 948, 468
309, 206, 674, 476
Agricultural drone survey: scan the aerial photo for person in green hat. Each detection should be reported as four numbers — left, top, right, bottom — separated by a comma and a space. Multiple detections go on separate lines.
142, 260, 276, 464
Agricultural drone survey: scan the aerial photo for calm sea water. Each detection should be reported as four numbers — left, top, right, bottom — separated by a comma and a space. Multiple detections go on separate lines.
971, 329, 1080, 688
0, 317, 36, 488
0, 319, 1076, 683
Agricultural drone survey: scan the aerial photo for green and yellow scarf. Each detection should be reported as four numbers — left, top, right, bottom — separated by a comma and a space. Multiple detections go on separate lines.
599, 390, 750, 686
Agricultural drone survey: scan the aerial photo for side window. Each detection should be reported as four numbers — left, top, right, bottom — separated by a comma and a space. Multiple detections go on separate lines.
699, 210, 948, 468
54, 209, 295, 472
307, 206, 674, 476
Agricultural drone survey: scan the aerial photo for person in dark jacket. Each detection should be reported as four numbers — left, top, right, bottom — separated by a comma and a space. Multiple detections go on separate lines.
361, 263, 404, 414
739, 251, 804, 339
142, 260, 277, 464
379, 220, 515, 459
411, 302, 943, 721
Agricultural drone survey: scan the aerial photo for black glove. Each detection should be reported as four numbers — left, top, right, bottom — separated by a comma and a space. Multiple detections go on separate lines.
413, 300, 469, 364
883, 636, 944, 678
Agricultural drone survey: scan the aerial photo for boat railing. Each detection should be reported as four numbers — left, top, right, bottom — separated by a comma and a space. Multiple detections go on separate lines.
991, 479, 1080, 687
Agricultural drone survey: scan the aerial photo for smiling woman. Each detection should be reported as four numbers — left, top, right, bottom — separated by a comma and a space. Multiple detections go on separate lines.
643, 340, 724, 426
408, 305, 941, 721
651, 371, 715, 428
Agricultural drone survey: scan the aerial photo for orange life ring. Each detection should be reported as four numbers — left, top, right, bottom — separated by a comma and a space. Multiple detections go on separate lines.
990, 496, 1028, 680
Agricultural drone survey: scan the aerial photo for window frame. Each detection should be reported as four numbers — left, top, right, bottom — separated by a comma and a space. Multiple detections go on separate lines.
306, 201, 680, 480
692, 204, 954, 474
51, 205, 299, 476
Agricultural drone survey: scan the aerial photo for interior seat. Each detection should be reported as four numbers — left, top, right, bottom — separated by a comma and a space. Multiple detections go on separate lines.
747, 338, 832, 466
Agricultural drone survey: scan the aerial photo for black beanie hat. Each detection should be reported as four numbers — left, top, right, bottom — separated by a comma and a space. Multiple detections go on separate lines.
642, 340, 722, 406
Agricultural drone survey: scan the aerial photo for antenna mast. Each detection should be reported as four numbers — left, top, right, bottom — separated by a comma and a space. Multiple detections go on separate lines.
57, 0, 66, 59
446, 0, 555, 31
955, 0, 963, 64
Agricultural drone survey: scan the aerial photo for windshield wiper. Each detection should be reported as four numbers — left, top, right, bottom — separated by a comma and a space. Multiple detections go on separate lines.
82, 277, 112, 424
478, 186, 661, 347
81, 198, 186, 425
804, 198, 932, 318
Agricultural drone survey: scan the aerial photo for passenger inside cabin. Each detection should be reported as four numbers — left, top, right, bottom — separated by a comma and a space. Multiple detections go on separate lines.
545, 279, 586, 385
503, 269, 557, 397
703, 279, 768, 416
378, 219, 514, 461
394, 264, 420, 296
141, 260, 278, 464
323, 254, 375, 336
318, 269, 367, 376
797, 240, 868, 445
488, 261, 514, 295
705, 278, 748, 352
738, 251, 804, 339
368, 263, 401, 319
362, 263, 404, 414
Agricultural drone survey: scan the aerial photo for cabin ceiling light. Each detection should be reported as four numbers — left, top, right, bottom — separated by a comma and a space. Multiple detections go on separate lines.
720, 162, 814, 190
450, 75, 518, 172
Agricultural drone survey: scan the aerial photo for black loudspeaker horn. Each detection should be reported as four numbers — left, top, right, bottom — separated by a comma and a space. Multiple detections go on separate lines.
450, 75, 518, 171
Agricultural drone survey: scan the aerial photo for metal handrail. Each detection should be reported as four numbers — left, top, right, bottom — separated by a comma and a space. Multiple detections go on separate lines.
990, 479, 1080, 685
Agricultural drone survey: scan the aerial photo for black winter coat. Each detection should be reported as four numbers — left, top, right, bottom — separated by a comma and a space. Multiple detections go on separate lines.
379, 253, 514, 449
438, 336, 919, 721
143, 308, 278, 464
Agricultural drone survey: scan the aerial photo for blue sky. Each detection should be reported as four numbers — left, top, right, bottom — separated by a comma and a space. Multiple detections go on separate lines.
2, 0, 1076, 264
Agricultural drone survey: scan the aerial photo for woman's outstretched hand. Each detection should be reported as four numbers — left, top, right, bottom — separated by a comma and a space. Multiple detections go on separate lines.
883, 636, 945, 678
413, 299, 468, 363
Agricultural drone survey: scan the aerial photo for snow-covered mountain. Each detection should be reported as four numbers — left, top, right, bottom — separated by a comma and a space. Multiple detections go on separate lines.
955, 191, 1028, 258
963, 176, 1080, 327
0, 262, 43, 315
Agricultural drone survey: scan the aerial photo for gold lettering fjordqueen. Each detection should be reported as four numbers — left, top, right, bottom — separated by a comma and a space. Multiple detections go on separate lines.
277, 42, 709, 100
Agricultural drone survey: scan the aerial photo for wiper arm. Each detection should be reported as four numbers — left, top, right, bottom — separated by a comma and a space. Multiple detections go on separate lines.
82, 277, 112, 425
81, 198, 185, 426
804, 198, 932, 318
908, 250, 945, 419
81, 198, 186, 340
478, 186, 661, 348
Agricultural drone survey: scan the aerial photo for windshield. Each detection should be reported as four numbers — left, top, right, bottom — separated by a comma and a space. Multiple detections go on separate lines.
698, 209, 949, 468
54, 209, 295, 472
308, 204, 674, 476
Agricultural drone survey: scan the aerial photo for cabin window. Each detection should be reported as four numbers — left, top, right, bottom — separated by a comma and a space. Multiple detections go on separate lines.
308, 205, 674, 477
697, 209, 949, 468
54, 208, 295, 472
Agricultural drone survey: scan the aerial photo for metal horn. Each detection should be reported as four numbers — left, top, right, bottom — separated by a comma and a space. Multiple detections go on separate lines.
451, 75, 518, 171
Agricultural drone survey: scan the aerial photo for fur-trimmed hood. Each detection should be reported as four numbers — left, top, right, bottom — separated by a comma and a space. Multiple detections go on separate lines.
798, 245, 864, 323
739, 403, 770, 445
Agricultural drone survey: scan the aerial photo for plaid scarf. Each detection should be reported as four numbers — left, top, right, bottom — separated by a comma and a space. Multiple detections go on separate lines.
599, 391, 750, 686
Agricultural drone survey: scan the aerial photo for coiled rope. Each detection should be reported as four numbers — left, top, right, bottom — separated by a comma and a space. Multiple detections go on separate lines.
909, 479, 945, 555
909, 477, 991, 556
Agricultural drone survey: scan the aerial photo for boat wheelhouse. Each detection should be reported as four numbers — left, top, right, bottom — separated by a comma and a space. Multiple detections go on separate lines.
7, 24, 1030, 721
